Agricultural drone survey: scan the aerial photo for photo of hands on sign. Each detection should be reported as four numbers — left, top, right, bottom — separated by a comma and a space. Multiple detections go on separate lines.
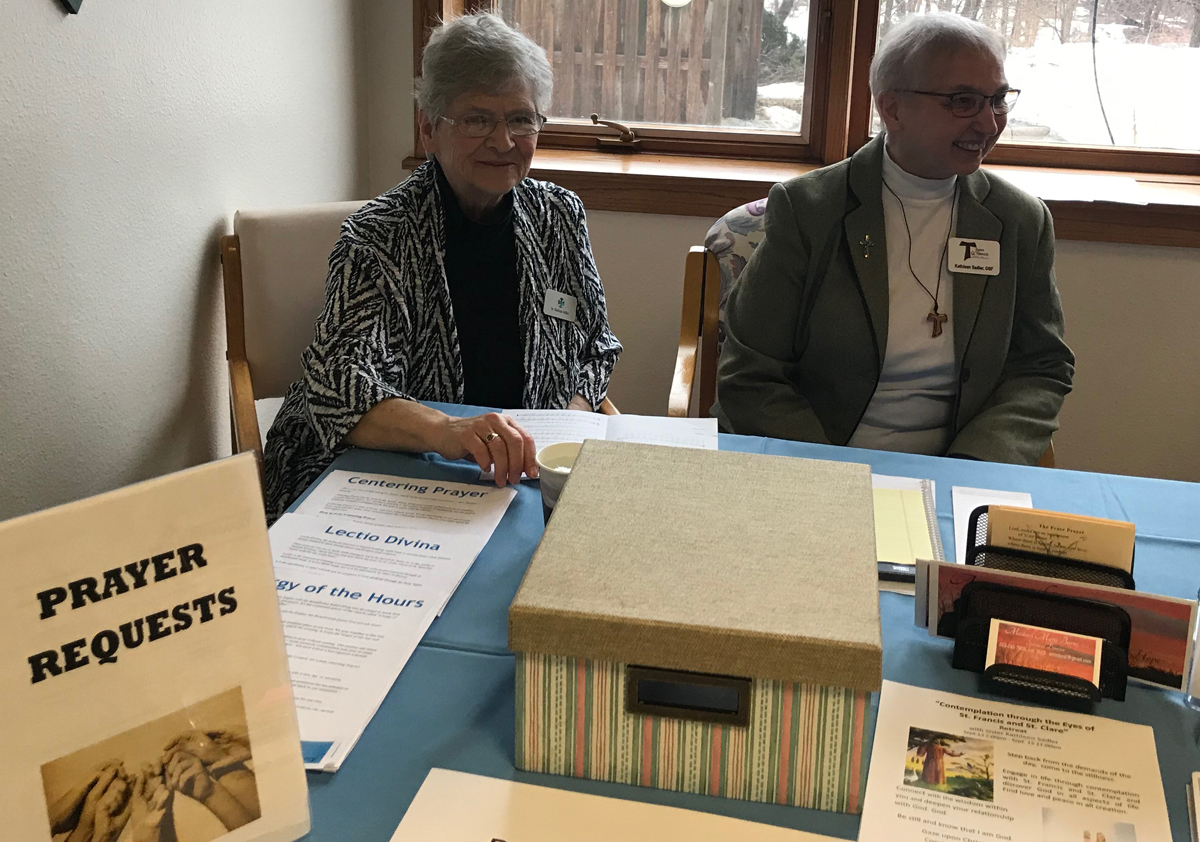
42, 689, 259, 842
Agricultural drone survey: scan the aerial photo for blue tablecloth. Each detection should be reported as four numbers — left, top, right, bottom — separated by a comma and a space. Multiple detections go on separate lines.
295, 404, 1200, 841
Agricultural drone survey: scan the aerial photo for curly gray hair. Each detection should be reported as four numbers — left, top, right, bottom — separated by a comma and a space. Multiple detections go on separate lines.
870, 14, 1006, 101
417, 13, 554, 120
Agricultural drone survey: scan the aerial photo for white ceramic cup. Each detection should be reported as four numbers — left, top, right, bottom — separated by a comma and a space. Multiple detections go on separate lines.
535, 441, 583, 515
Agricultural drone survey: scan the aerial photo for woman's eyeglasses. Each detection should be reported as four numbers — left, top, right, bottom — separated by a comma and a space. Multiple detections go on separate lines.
438, 113, 547, 138
901, 89, 1021, 118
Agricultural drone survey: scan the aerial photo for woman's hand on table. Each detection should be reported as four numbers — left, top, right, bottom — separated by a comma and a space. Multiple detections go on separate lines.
438, 412, 538, 486
567, 394, 592, 412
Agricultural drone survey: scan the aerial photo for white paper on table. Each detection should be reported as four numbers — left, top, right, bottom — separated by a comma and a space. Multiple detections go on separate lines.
605, 414, 718, 449
297, 470, 515, 538
503, 409, 719, 452
952, 486, 1032, 564
503, 408, 610, 451
269, 515, 450, 771
483, 410, 719, 480
392, 768, 841, 842
859, 681, 1171, 842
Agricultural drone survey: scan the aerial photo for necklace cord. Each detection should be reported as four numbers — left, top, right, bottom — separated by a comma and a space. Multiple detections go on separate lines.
883, 179, 957, 315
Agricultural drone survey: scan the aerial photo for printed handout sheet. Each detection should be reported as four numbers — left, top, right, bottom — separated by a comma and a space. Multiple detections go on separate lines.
269, 512, 464, 771
859, 681, 1171, 842
295, 470, 515, 610
296, 470, 516, 537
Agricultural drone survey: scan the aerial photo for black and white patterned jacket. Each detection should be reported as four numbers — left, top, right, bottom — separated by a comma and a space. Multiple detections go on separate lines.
262, 161, 622, 521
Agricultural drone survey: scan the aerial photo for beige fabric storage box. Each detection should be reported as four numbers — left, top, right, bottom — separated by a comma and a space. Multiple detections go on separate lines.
509, 441, 882, 813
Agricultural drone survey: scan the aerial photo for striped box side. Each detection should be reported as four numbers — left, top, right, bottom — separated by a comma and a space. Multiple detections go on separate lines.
514, 652, 870, 813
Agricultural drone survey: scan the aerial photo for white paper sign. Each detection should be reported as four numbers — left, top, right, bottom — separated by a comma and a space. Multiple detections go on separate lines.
0, 454, 309, 842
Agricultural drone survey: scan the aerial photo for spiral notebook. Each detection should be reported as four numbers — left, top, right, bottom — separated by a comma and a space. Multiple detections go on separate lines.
871, 474, 944, 565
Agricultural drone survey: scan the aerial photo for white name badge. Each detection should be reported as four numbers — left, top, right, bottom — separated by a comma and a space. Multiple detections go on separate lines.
543, 289, 578, 322
947, 237, 1001, 275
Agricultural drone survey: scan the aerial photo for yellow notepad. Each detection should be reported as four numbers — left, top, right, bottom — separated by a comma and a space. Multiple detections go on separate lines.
872, 475, 944, 564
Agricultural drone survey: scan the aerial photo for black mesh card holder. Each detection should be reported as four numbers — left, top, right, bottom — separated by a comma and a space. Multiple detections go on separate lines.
943, 581, 1130, 707
965, 506, 1135, 590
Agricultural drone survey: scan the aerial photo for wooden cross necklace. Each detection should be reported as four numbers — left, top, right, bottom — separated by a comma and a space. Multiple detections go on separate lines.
883, 180, 957, 338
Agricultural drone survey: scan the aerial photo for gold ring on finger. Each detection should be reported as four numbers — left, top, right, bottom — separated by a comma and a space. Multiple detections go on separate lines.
485, 431, 498, 443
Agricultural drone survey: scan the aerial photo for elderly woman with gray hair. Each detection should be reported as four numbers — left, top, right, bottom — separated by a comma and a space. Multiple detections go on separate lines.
263, 13, 621, 521
715, 13, 1073, 465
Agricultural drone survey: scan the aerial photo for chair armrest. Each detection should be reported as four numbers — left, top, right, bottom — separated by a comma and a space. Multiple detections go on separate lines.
599, 398, 619, 415
669, 343, 697, 418
228, 359, 263, 463
669, 246, 708, 418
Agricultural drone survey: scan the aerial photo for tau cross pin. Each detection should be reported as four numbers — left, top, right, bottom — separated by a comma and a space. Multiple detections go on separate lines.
927, 310, 948, 338
859, 234, 874, 258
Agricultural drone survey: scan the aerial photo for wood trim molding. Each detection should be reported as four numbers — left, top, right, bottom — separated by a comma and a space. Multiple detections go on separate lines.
403, 149, 1200, 248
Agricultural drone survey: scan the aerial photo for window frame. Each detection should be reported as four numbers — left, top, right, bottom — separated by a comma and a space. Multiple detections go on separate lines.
845, 5, 1200, 176
418, 0, 1200, 176
414, 0, 859, 164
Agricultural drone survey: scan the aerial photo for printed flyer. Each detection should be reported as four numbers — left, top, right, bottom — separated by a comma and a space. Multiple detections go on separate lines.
859, 682, 1170, 842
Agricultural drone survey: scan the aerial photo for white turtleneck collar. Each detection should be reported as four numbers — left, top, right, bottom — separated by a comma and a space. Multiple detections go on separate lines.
883, 141, 957, 202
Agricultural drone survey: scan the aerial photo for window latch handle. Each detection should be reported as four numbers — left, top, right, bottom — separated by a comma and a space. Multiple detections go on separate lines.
590, 114, 642, 152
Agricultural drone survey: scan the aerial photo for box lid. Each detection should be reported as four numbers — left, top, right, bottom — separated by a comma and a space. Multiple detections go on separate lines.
509, 441, 882, 692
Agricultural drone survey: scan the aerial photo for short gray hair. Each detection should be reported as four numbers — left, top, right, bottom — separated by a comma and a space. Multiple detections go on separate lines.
870, 14, 1006, 99
417, 13, 553, 120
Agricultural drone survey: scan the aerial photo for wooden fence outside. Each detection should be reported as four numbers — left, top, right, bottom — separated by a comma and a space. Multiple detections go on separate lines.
498, 0, 766, 125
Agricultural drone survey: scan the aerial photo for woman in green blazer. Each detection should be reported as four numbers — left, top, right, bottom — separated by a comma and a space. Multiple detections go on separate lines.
714, 14, 1073, 465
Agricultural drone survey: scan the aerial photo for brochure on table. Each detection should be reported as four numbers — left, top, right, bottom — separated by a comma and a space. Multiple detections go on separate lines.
269, 513, 463, 772
391, 768, 842, 841
0, 453, 309, 842
859, 681, 1171, 842
295, 470, 515, 610
503, 408, 719, 451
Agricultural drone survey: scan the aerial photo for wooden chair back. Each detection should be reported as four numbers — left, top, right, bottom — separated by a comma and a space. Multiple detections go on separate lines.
220, 201, 365, 471
668, 246, 721, 417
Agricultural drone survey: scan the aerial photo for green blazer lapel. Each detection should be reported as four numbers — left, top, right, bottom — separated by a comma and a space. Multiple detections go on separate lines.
844, 136, 889, 366
952, 171, 1003, 363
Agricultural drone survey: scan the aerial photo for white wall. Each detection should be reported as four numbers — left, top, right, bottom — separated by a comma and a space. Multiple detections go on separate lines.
0, 1, 363, 521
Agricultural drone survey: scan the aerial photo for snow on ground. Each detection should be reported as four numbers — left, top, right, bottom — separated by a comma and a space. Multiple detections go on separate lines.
1004, 40, 1200, 151
761, 105, 803, 131
749, 13, 1200, 151
757, 81, 804, 100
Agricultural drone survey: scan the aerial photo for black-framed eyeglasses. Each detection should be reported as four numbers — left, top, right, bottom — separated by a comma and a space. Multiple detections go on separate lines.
901, 89, 1020, 118
438, 112, 547, 138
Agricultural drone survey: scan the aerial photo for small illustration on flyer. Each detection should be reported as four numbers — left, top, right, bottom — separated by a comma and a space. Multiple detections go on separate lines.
904, 727, 995, 802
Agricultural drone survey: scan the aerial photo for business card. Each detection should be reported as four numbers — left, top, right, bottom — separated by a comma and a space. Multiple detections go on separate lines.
985, 618, 1103, 687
